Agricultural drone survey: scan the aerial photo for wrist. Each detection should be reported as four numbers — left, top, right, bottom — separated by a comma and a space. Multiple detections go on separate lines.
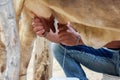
75, 33, 84, 45
75, 34, 81, 45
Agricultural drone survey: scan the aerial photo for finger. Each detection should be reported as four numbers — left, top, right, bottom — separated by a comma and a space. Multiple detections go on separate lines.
57, 23, 67, 29
36, 30, 45, 36
32, 22, 43, 27
58, 33, 70, 42
33, 27, 44, 32
58, 31, 69, 38
58, 29, 68, 35
39, 18, 50, 32
58, 26, 68, 31
33, 17, 41, 23
59, 36, 68, 42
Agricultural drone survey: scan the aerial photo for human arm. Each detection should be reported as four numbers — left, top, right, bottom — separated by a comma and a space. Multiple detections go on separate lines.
57, 23, 84, 46
32, 17, 84, 46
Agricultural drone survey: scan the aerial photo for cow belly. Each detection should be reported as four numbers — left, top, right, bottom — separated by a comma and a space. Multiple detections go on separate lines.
40, 0, 120, 32
72, 23, 120, 48
24, 0, 120, 48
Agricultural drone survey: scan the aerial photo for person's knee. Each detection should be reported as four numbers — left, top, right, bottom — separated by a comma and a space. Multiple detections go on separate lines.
50, 43, 64, 57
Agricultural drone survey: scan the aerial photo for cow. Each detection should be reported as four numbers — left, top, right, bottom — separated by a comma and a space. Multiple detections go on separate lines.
24, 0, 120, 48
0, 0, 120, 80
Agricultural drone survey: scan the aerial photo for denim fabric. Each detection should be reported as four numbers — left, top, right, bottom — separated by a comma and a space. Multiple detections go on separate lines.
50, 43, 120, 80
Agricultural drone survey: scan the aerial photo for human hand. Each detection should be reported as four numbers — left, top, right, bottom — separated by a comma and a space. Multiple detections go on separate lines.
58, 23, 81, 46
32, 15, 56, 37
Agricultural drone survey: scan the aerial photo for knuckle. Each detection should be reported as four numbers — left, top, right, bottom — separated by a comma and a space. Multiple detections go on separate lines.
33, 28, 37, 32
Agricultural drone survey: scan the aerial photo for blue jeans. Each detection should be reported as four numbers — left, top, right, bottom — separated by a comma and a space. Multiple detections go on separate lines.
50, 43, 120, 80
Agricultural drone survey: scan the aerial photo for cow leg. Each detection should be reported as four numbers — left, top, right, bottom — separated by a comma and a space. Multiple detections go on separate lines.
33, 38, 52, 80
19, 7, 36, 80
0, 22, 6, 79
0, 41, 6, 79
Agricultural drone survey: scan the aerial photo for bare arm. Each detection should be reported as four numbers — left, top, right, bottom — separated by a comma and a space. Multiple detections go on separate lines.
32, 17, 84, 46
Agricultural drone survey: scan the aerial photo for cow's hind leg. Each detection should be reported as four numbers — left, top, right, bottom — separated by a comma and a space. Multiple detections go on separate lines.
19, 6, 36, 80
